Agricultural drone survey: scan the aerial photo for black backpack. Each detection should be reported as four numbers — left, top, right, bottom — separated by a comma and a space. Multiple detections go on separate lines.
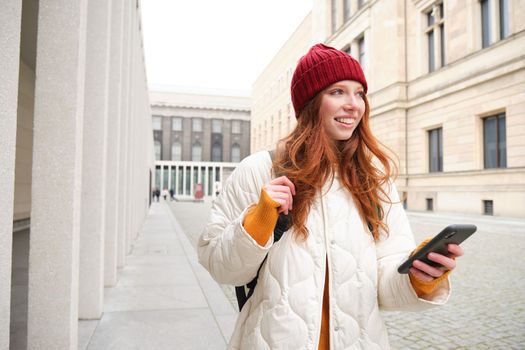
234, 150, 290, 311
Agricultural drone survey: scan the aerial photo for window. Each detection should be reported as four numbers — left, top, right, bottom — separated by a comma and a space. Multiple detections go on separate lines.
154, 140, 162, 160
211, 142, 222, 162
212, 119, 222, 133
483, 200, 494, 215
171, 142, 181, 161
426, 198, 434, 211
331, 0, 337, 33
343, 0, 351, 22
425, 3, 445, 72
231, 120, 241, 134
427, 12, 435, 71
358, 0, 366, 10
192, 118, 202, 132
172, 117, 182, 131
192, 142, 202, 162
428, 127, 443, 172
152, 116, 162, 131
481, 0, 510, 48
231, 143, 241, 163
499, 0, 509, 39
481, 0, 491, 48
358, 36, 366, 71
483, 113, 506, 168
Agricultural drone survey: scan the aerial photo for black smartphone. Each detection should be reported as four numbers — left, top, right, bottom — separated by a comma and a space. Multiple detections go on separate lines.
397, 224, 477, 274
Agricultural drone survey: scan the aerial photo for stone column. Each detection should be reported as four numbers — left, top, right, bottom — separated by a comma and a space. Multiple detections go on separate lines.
78, 0, 112, 319
125, 2, 136, 255
27, 0, 88, 348
105, 0, 124, 286
127, 10, 137, 249
117, 0, 131, 267
0, 1, 22, 347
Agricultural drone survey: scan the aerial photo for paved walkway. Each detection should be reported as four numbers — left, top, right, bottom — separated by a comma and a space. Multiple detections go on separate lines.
78, 201, 237, 350
79, 199, 525, 349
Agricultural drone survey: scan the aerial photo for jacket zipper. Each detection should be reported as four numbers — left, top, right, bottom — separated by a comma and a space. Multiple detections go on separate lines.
320, 191, 334, 350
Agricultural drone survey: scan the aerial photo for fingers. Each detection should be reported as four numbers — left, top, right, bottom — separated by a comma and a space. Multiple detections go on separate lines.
264, 176, 296, 215
409, 266, 434, 283
447, 244, 464, 258
411, 259, 448, 279
269, 176, 296, 195
266, 190, 292, 214
409, 245, 465, 284
410, 247, 460, 281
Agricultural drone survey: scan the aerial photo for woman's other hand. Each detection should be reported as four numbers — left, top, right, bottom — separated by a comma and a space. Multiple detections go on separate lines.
264, 176, 296, 215
409, 244, 464, 282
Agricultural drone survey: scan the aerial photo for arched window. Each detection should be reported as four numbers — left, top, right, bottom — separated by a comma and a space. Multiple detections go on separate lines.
154, 140, 161, 160
231, 143, 241, 163
171, 142, 181, 161
211, 142, 222, 162
192, 142, 202, 162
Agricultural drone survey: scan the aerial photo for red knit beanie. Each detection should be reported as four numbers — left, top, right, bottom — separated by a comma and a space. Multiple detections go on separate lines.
291, 43, 367, 117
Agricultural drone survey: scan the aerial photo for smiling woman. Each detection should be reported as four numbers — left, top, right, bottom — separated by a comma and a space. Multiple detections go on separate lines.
199, 43, 464, 350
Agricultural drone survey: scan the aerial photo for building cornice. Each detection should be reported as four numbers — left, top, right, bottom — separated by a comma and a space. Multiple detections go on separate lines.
150, 101, 250, 113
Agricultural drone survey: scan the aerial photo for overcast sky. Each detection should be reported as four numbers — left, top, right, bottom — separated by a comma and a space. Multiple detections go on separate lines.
141, 0, 312, 95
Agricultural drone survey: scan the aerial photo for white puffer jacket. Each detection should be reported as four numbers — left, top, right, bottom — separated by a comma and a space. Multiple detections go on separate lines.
198, 151, 450, 350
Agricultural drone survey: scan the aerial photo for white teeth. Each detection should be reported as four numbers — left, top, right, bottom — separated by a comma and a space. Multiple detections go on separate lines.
335, 117, 354, 125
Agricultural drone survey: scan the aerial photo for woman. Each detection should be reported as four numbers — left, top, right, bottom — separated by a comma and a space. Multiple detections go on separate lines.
198, 44, 463, 349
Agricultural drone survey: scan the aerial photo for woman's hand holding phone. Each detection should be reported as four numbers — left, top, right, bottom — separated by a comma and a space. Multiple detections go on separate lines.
408, 244, 464, 282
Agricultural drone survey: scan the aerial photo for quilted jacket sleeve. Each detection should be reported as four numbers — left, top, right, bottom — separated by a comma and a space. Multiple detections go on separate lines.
198, 152, 274, 285
375, 181, 451, 311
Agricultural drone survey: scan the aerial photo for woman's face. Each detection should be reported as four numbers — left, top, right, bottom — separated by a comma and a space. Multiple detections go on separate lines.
319, 80, 366, 141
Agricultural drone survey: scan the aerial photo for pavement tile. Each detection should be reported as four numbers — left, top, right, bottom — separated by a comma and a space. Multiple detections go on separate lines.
78, 320, 99, 350
116, 263, 197, 287
86, 309, 226, 350
104, 284, 208, 312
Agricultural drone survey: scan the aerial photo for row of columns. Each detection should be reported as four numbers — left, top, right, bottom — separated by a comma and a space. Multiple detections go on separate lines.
0, 0, 154, 349
155, 162, 238, 198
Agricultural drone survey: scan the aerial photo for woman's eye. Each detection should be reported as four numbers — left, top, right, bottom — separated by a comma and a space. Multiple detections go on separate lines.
330, 89, 344, 95
356, 91, 365, 98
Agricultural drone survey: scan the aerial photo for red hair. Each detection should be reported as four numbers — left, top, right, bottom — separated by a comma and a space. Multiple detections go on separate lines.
274, 94, 397, 241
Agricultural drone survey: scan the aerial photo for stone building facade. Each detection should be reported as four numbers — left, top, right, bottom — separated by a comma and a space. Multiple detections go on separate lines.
0, 1, 153, 349
251, 0, 525, 218
150, 90, 251, 163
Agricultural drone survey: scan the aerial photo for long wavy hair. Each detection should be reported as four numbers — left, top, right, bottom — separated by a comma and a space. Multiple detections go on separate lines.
274, 93, 397, 241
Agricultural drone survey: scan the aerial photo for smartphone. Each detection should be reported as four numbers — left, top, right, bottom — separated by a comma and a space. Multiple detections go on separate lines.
397, 224, 477, 274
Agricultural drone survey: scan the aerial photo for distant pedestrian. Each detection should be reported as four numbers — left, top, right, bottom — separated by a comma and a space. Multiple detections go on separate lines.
161, 188, 169, 201
198, 44, 465, 349
152, 188, 159, 202
169, 188, 174, 200
214, 181, 222, 197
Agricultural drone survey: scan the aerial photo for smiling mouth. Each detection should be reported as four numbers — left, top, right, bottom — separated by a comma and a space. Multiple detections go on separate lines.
334, 117, 355, 126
